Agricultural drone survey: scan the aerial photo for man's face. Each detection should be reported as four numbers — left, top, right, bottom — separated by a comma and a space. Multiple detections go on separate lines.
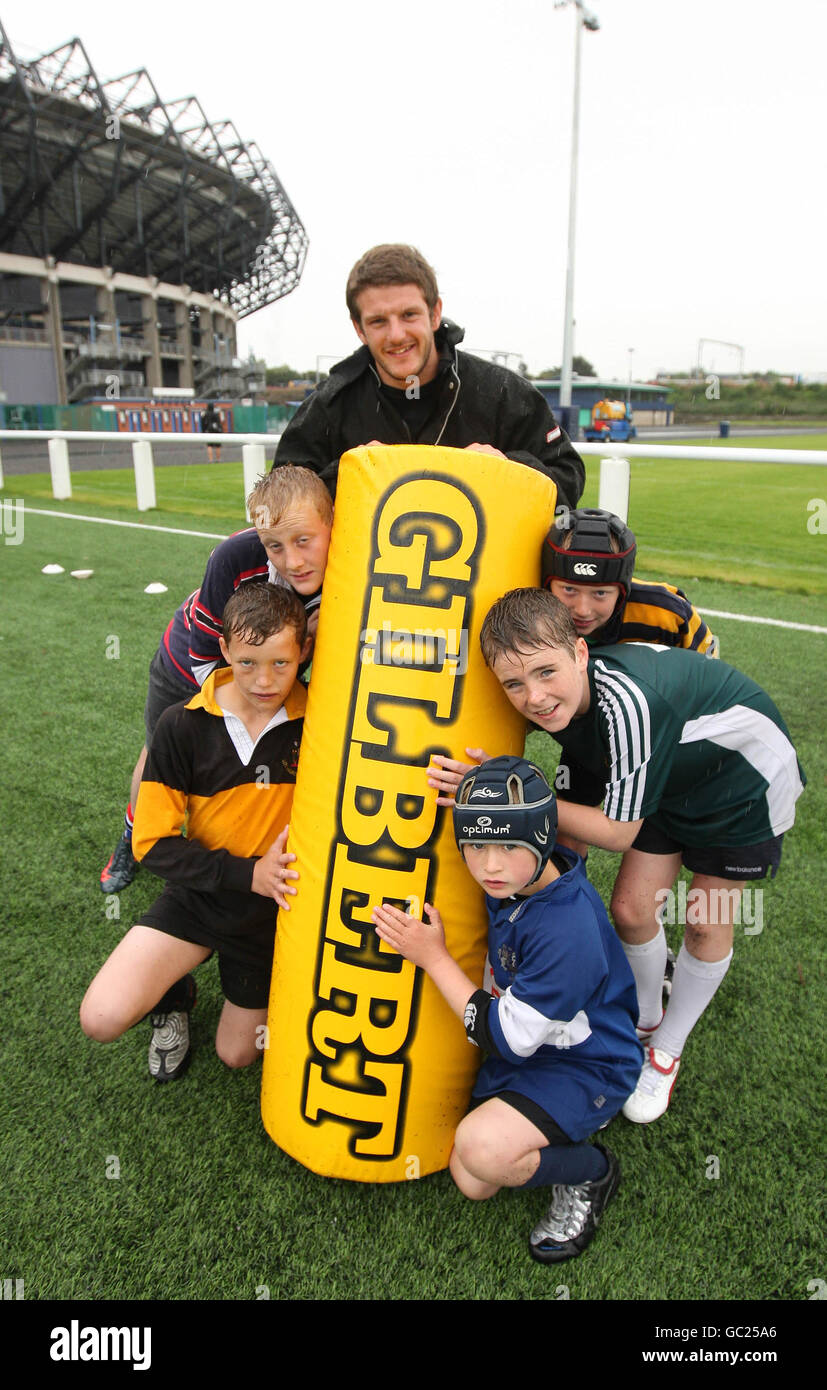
548, 579, 621, 638
255, 503, 332, 596
491, 639, 591, 734
352, 283, 442, 389
462, 842, 538, 899
219, 627, 302, 719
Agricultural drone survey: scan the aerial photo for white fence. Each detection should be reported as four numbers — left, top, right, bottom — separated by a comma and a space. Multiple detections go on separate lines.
1, 430, 825, 523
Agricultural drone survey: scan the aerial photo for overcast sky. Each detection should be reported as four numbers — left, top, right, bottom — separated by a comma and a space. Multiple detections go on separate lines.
4, 0, 825, 381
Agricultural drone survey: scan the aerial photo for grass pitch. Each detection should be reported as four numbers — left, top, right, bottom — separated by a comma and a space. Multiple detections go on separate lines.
1, 441, 824, 1303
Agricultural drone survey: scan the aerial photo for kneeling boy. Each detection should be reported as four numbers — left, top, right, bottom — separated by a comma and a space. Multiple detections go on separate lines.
373, 756, 641, 1264
100, 464, 332, 896
81, 584, 307, 1079
442, 590, 805, 1124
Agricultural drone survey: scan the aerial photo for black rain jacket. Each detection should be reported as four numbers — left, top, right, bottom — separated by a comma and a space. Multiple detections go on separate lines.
273, 320, 585, 509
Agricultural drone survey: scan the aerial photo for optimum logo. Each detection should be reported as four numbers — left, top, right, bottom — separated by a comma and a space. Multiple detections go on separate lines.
573, 562, 598, 576
462, 817, 512, 837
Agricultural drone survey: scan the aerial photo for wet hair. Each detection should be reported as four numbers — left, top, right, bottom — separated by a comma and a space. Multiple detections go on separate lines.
222, 582, 307, 650
480, 588, 579, 667
345, 244, 440, 321
247, 464, 333, 530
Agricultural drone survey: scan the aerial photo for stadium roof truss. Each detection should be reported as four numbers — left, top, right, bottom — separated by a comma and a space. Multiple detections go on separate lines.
0, 25, 308, 317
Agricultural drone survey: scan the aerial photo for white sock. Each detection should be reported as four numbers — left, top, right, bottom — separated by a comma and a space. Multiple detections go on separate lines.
621, 925, 667, 1030
652, 945, 733, 1058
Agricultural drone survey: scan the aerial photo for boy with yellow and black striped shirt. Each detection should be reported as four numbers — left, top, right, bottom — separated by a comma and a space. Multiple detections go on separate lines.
80, 584, 307, 1081
542, 508, 718, 656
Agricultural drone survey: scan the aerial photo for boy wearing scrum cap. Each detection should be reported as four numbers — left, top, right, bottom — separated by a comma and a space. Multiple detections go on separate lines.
542, 507, 718, 654
373, 755, 641, 1265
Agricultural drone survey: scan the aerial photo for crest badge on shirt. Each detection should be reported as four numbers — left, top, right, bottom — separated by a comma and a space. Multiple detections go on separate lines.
498, 943, 519, 975
282, 736, 301, 780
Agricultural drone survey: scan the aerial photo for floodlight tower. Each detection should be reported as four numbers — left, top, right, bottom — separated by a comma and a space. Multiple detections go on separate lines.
556, 0, 600, 432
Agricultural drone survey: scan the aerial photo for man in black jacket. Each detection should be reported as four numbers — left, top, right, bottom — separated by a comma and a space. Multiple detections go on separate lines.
274, 245, 585, 510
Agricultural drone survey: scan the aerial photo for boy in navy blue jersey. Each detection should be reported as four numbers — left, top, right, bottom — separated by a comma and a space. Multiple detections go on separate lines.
372, 756, 641, 1264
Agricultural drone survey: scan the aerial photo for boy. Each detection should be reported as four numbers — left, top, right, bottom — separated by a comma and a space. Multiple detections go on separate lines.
100, 465, 332, 897
542, 507, 717, 996
543, 507, 718, 655
81, 584, 306, 1080
430, 589, 804, 1123
372, 756, 641, 1264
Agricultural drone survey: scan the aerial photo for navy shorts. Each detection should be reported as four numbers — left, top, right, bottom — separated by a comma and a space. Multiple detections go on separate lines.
471, 1090, 574, 1145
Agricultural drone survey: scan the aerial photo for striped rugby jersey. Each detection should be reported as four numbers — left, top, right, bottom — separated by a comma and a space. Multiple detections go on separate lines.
553, 644, 804, 846
158, 528, 320, 689
597, 579, 716, 654
133, 668, 306, 892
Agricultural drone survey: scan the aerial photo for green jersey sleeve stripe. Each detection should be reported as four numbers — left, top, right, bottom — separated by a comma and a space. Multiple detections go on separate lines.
595, 663, 653, 820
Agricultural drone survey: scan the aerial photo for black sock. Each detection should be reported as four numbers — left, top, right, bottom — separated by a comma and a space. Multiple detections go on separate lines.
149, 974, 194, 1016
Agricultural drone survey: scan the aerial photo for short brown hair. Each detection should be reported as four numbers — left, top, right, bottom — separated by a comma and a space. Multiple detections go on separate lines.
247, 464, 333, 529
480, 589, 579, 667
346, 244, 440, 321
222, 582, 307, 650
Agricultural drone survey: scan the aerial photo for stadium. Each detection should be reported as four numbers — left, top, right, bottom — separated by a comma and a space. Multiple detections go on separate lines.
0, 20, 307, 420
0, 15, 824, 1338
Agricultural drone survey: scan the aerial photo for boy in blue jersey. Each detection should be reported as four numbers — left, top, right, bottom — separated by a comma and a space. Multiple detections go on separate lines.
430, 590, 805, 1125
373, 756, 642, 1265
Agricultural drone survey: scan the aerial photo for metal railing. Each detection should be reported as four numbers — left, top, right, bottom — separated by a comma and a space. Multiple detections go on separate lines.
0, 431, 824, 519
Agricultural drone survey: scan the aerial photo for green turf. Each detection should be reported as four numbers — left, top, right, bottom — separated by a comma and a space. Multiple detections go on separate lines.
578, 434, 827, 594
1, 459, 825, 1302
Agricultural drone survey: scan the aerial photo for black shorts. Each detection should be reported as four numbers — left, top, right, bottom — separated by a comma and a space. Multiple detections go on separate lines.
144, 646, 196, 743
137, 882, 277, 1008
631, 819, 784, 881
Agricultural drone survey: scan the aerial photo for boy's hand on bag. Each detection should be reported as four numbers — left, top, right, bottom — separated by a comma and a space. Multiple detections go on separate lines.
372, 901, 446, 971
252, 824, 298, 909
427, 748, 491, 806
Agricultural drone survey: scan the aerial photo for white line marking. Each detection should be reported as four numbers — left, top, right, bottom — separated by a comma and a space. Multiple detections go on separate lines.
21, 506, 228, 540
699, 608, 827, 635
20, 507, 827, 635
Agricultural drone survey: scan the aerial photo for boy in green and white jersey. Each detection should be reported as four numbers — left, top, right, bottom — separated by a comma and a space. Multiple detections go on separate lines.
430, 589, 805, 1124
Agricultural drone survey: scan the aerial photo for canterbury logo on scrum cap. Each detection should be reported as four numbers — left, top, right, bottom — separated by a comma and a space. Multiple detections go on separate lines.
573, 562, 598, 576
